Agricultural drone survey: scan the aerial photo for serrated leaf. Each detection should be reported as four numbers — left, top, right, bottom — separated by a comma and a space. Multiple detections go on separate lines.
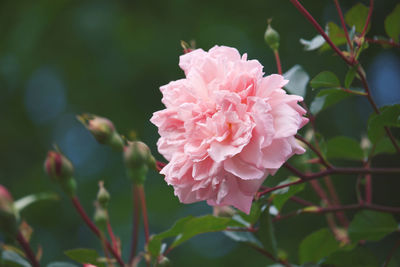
257, 206, 277, 256
283, 65, 309, 98
324, 247, 379, 267
1, 251, 31, 267
310, 88, 351, 114
345, 3, 370, 33
64, 248, 106, 267
14, 192, 59, 213
326, 136, 364, 161
344, 66, 357, 89
300, 35, 325, 51
385, 4, 400, 42
148, 215, 244, 257
348, 210, 398, 243
272, 177, 305, 211
310, 71, 340, 89
320, 22, 347, 52
299, 228, 340, 264
367, 104, 400, 143
47, 263, 78, 267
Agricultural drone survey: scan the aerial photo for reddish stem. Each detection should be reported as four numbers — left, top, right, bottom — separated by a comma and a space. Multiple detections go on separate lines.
289, 0, 355, 65
138, 185, 150, 243
248, 243, 292, 267
130, 185, 141, 263
333, 0, 353, 51
71, 197, 124, 267
365, 38, 400, 48
274, 50, 282, 75
16, 231, 40, 267
295, 134, 332, 168
361, 0, 374, 38
107, 220, 119, 255
324, 177, 349, 227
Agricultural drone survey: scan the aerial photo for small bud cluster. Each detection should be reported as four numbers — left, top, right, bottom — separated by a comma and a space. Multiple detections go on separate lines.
94, 181, 110, 232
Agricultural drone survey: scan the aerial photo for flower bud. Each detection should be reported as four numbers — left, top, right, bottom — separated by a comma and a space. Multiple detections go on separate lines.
0, 185, 17, 237
94, 203, 108, 232
44, 151, 77, 197
44, 151, 74, 181
97, 181, 110, 209
264, 20, 280, 51
78, 114, 124, 151
124, 141, 153, 184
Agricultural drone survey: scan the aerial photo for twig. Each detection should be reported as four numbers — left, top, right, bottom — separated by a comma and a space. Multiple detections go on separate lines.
361, 0, 374, 38
16, 231, 40, 267
130, 185, 141, 263
333, 0, 353, 51
295, 134, 332, 168
274, 50, 282, 75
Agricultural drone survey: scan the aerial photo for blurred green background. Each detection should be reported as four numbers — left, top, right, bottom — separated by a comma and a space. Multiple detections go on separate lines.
1, 0, 399, 266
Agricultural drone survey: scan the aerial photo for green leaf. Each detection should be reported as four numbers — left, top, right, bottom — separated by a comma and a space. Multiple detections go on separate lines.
324, 247, 379, 267
148, 215, 243, 257
283, 65, 309, 98
1, 251, 31, 267
272, 177, 305, 211
64, 248, 106, 267
344, 66, 357, 89
385, 4, 400, 42
310, 88, 351, 114
373, 137, 397, 155
345, 3, 370, 33
367, 104, 400, 143
326, 136, 364, 161
47, 263, 79, 267
320, 22, 346, 51
299, 228, 340, 264
237, 201, 261, 225
300, 35, 325, 51
310, 71, 340, 89
348, 210, 398, 243
257, 206, 277, 256
14, 192, 59, 213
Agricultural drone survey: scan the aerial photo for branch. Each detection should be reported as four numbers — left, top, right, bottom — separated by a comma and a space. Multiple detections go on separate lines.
295, 134, 332, 168
361, 0, 374, 38
365, 38, 400, 48
333, 0, 353, 51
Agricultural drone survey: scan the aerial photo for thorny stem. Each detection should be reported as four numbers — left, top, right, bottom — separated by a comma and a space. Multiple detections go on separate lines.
333, 0, 353, 51
274, 50, 282, 75
71, 197, 124, 267
16, 231, 40, 267
130, 185, 141, 263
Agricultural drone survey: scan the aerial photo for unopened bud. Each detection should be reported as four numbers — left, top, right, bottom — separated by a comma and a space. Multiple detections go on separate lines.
0, 185, 17, 237
44, 151, 76, 197
94, 204, 108, 232
264, 20, 280, 51
156, 256, 171, 267
97, 181, 110, 209
78, 114, 124, 151
44, 151, 74, 181
124, 141, 153, 184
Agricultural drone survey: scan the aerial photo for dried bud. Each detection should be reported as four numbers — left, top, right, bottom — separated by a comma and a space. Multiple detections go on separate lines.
264, 20, 280, 51
78, 114, 124, 151
213, 205, 236, 218
0, 185, 17, 237
44, 151, 74, 181
44, 151, 76, 197
94, 204, 108, 232
124, 141, 154, 184
97, 181, 110, 209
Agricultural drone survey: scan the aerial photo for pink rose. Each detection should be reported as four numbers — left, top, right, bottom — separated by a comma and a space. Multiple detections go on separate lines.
151, 46, 308, 214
